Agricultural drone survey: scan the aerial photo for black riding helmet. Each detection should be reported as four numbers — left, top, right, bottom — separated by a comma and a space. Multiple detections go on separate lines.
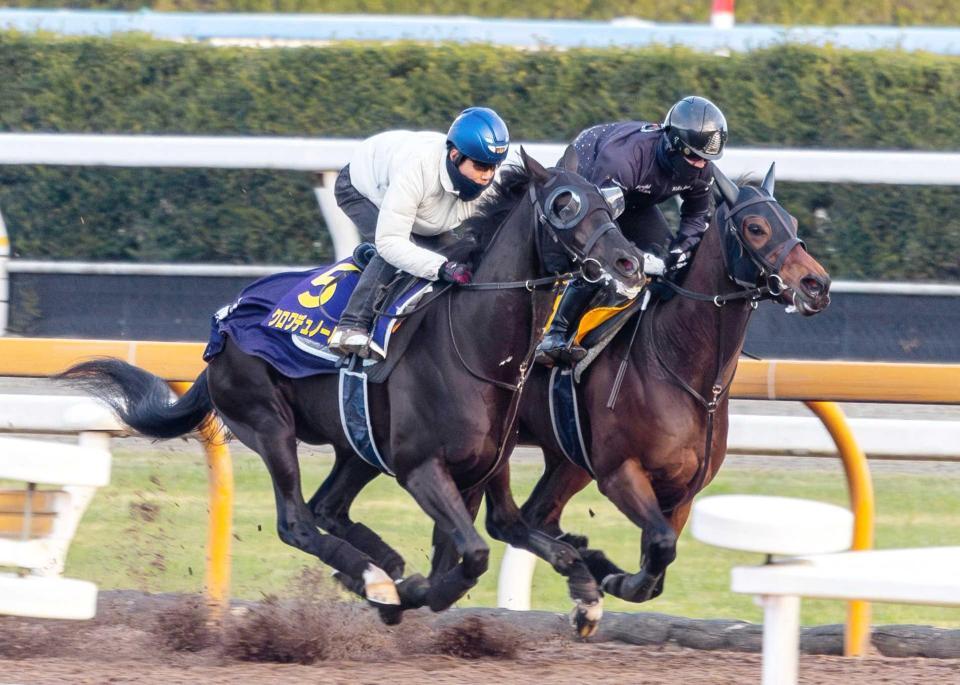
662, 96, 728, 161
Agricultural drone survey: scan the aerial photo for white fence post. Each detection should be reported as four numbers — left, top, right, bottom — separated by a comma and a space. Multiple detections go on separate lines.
313, 171, 359, 260
497, 545, 538, 610
760, 594, 801, 685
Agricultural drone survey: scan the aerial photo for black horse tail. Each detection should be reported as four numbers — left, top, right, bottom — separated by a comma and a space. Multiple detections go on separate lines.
59, 359, 214, 439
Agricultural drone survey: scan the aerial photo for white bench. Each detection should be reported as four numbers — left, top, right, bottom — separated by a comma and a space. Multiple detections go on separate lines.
0, 433, 111, 619
692, 495, 960, 685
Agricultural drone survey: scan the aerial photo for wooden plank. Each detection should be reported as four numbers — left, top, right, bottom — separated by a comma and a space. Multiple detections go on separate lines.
0, 511, 56, 538
0, 489, 64, 514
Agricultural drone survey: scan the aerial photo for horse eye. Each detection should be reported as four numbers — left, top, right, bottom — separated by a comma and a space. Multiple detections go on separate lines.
747, 223, 765, 236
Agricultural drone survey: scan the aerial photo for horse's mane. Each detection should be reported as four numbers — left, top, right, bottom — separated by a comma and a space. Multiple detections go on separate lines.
456, 164, 531, 265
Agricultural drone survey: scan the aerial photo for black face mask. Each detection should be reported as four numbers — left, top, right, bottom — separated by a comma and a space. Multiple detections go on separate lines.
656, 134, 701, 182
446, 156, 492, 202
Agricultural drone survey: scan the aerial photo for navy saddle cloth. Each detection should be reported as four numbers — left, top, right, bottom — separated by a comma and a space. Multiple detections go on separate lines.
203, 257, 434, 378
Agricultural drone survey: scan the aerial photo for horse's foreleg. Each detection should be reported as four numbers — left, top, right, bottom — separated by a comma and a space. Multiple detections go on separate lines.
485, 464, 603, 637
408, 487, 484, 612
520, 450, 592, 539
428, 486, 483, 579
520, 453, 627, 584
596, 458, 677, 603
400, 458, 490, 613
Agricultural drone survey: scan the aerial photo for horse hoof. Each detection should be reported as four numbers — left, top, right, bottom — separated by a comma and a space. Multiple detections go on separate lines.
396, 573, 430, 608
363, 564, 401, 606
569, 598, 603, 639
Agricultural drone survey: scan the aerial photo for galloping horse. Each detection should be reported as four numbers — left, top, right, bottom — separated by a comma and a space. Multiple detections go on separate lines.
62, 149, 644, 631
513, 164, 832, 605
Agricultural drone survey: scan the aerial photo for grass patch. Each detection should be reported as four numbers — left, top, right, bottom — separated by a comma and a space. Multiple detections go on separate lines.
66, 446, 960, 628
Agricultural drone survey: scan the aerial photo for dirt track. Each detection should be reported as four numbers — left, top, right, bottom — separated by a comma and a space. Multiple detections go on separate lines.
1, 592, 958, 684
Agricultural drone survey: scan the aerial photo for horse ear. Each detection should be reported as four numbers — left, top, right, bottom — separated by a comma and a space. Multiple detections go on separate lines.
713, 166, 740, 208
560, 145, 579, 172
761, 162, 776, 197
520, 146, 550, 183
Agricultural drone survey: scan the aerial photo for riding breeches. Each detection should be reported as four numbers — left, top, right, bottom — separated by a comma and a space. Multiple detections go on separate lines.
335, 165, 380, 243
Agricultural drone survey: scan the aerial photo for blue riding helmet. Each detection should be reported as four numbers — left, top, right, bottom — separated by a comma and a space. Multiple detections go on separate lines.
446, 107, 510, 166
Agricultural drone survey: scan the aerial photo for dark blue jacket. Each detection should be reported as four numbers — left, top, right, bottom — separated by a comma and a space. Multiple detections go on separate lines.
572, 121, 714, 253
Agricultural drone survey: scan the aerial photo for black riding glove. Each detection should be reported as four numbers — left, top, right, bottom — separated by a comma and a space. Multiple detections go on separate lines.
438, 260, 473, 285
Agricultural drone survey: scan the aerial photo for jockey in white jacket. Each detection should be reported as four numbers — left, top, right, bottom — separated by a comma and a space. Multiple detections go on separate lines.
328, 107, 510, 359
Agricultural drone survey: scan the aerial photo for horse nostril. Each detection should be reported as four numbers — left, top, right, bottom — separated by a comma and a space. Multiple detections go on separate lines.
617, 257, 638, 274
802, 276, 823, 297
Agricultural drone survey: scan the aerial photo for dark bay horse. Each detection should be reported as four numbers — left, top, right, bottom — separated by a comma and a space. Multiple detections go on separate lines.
514, 164, 832, 606
62, 148, 644, 632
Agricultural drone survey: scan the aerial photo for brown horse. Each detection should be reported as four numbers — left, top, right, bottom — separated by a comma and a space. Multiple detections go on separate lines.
61, 148, 644, 634
513, 164, 832, 605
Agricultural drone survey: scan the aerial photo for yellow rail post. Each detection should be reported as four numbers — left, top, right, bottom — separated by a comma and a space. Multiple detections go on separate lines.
169, 381, 233, 620
804, 400, 875, 657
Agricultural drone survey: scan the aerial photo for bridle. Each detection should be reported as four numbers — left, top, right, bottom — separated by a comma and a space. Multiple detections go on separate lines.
527, 177, 623, 286
719, 186, 805, 304
658, 187, 806, 308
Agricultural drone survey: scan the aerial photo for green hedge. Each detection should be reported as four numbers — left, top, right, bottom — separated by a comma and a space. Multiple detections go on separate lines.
4, 0, 960, 25
0, 34, 958, 280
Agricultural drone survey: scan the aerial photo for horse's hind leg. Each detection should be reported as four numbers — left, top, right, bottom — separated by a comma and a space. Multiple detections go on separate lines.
307, 449, 430, 616
400, 458, 490, 612
208, 355, 399, 610
238, 424, 400, 608
521, 451, 627, 585
596, 459, 678, 603
485, 463, 603, 637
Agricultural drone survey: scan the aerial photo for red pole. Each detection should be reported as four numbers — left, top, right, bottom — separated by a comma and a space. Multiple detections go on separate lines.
711, 0, 735, 29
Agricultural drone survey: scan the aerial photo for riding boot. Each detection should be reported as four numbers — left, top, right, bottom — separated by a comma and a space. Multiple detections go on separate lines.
535, 279, 599, 367
329, 254, 396, 359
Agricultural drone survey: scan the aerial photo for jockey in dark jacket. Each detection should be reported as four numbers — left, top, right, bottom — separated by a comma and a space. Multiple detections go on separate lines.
535, 95, 729, 366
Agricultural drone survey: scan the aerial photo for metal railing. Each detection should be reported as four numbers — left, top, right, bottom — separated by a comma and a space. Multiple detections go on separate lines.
2, 9, 960, 54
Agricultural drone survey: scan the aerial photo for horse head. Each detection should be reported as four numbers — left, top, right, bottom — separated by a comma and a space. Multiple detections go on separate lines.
520, 146, 644, 298
713, 164, 831, 315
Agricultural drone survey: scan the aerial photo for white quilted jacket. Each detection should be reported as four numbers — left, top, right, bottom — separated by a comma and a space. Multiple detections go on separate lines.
347, 130, 489, 280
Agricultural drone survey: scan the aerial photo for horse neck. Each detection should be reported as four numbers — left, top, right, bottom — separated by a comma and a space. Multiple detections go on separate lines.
453, 193, 548, 361
645, 213, 753, 391
471, 196, 540, 286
